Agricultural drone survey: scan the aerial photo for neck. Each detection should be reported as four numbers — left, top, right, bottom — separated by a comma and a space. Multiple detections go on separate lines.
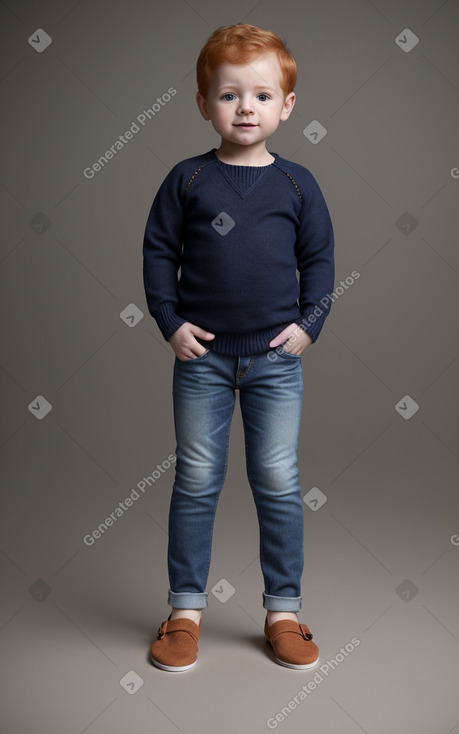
215, 141, 274, 166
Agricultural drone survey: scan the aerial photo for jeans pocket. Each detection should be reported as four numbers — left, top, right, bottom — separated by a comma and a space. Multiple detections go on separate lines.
181, 349, 210, 364
277, 347, 301, 359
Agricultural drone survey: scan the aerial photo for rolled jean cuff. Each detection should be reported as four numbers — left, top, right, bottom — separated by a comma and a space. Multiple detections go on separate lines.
168, 589, 208, 609
263, 593, 302, 612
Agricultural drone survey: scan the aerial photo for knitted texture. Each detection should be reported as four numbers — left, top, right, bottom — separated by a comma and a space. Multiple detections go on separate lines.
143, 148, 335, 356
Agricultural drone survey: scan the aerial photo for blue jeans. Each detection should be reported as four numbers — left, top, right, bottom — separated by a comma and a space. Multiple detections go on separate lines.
167, 348, 304, 612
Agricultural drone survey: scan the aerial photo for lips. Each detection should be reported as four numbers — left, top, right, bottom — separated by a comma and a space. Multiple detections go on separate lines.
236, 123, 257, 127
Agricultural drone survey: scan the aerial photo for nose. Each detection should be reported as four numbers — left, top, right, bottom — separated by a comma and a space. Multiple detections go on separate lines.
237, 96, 254, 115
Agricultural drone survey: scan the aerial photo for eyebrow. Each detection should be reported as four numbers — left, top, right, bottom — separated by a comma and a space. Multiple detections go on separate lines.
217, 85, 276, 92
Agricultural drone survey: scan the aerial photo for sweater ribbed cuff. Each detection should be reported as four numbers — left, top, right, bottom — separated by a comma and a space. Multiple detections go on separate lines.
155, 303, 186, 341
296, 305, 329, 343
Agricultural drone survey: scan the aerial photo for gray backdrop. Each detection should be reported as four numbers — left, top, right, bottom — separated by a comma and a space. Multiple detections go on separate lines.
1, 0, 458, 732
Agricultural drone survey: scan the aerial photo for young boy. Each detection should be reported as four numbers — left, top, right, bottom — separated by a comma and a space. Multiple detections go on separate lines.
143, 23, 334, 671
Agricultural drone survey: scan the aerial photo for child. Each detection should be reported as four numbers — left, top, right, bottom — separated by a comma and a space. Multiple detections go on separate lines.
143, 23, 334, 671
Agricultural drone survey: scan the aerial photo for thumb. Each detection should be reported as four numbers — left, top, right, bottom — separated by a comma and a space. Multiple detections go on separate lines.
190, 324, 215, 341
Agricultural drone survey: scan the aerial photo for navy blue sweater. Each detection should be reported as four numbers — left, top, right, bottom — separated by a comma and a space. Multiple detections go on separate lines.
143, 148, 335, 356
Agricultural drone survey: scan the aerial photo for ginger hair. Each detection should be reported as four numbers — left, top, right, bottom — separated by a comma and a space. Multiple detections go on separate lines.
196, 24, 297, 99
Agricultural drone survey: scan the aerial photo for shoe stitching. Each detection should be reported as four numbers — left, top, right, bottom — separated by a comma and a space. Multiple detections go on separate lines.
156, 620, 200, 643
268, 623, 314, 643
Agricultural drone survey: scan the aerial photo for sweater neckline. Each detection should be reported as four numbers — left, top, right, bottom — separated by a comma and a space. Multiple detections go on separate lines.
210, 148, 277, 168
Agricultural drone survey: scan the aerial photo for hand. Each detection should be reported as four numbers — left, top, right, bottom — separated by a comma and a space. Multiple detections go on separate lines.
169, 322, 215, 361
269, 323, 312, 355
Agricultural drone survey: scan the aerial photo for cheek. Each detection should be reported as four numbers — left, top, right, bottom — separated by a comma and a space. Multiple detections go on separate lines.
212, 107, 232, 127
216, 105, 231, 119
266, 108, 282, 126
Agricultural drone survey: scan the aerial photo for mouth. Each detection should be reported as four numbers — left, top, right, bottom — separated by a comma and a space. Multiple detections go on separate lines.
235, 123, 257, 127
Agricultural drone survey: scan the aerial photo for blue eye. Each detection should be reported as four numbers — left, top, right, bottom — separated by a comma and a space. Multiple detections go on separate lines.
257, 94, 270, 102
222, 93, 236, 101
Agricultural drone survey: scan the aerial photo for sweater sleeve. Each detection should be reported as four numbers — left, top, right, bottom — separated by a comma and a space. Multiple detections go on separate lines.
142, 166, 187, 341
294, 170, 335, 342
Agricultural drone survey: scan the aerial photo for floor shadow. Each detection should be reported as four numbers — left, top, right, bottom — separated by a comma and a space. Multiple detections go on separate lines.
236, 632, 273, 661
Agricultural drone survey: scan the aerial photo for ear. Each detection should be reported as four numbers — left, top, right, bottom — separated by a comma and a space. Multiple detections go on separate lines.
196, 92, 211, 121
280, 92, 296, 121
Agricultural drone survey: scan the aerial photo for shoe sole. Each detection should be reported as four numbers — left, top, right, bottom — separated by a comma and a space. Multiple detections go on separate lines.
150, 654, 197, 672
273, 654, 319, 670
266, 638, 319, 670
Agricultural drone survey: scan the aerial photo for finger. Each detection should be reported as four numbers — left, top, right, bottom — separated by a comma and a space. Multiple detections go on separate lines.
189, 347, 208, 358
269, 328, 291, 347
183, 344, 209, 359
190, 324, 215, 340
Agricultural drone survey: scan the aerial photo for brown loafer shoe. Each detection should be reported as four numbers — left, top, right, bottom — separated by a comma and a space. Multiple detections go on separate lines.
264, 618, 319, 670
151, 617, 201, 672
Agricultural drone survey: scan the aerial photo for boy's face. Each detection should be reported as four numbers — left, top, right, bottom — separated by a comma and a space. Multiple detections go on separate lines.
196, 52, 295, 149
